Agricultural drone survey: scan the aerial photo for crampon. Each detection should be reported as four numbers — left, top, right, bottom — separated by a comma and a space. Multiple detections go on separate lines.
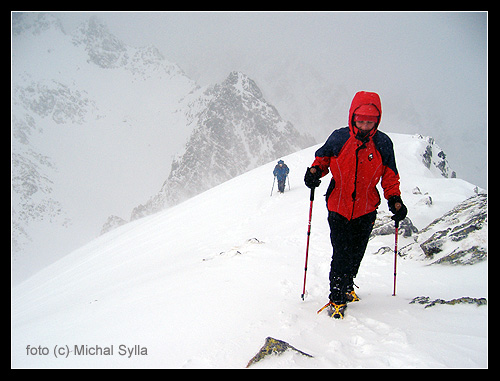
346, 290, 360, 303
317, 301, 347, 319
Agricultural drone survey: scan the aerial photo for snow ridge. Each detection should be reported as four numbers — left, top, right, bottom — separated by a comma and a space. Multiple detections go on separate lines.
12, 140, 486, 368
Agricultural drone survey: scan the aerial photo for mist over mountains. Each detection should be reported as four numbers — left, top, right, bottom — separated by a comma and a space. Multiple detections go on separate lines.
11, 13, 314, 282
127, 71, 315, 222
11, 13, 487, 368
12, 13, 485, 285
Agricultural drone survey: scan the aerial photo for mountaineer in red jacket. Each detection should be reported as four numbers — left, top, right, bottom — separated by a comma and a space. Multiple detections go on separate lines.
304, 91, 407, 319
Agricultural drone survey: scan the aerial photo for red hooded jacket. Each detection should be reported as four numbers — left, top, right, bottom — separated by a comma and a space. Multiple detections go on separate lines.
311, 91, 401, 220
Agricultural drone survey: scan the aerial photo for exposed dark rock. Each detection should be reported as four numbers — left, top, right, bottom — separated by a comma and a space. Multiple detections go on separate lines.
371, 213, 418, 238
399, 193, 487, 266
246, 337, 313, 368
410, 296, 487, 308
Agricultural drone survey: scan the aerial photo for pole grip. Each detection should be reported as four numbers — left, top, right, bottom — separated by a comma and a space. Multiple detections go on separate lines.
310, 187, 315, 202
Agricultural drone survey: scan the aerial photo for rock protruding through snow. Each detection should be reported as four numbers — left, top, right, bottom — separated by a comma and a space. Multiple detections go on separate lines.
399, 193, 487, 265
246, 337, 313, 368
410, 296, 487, 308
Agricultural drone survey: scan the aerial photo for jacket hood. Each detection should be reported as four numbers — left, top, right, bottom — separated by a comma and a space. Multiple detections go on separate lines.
348, 91, 382, 137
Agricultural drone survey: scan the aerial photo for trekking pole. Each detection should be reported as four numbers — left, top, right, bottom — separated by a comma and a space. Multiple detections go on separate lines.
392, 220, 399, 296
270, 176, 276, 196
288, 176, 291, 191
301, 187, 315, 300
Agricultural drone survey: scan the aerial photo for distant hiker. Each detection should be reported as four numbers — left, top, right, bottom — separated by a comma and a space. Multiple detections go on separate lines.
304, 91, 407, 319
273, 160, 290, 193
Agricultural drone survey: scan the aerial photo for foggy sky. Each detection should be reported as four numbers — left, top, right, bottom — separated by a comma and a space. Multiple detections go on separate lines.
56, 11, 487, 189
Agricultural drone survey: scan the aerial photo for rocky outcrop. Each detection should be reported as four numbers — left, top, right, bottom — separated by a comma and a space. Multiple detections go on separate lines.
100, 215, 128, 235
399, 193, 487, 265
371, 213, 418, 238
246, 337, 313, 368
410, 296, 487, 308
419, 135, 456, 179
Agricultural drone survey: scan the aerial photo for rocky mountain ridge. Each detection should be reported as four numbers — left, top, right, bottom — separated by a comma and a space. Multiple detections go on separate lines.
107, 71, 316, 226
401, 192, 487, 265
372, 192, 487, 266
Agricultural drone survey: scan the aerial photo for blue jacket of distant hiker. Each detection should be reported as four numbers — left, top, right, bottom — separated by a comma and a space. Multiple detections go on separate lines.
273, 160, 289, 181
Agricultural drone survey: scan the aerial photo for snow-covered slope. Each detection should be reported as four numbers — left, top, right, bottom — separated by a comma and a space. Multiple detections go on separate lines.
12, 134, 487, 368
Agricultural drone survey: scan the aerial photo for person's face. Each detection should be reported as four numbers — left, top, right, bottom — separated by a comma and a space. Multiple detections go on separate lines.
355, 120, 376, 131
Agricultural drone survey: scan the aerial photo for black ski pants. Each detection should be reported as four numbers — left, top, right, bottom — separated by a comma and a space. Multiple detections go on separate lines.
328, 210, 377, 304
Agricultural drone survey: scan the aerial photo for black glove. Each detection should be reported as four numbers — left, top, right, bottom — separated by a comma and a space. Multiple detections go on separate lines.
304, 166, 322, 189
388, 195, 407, 223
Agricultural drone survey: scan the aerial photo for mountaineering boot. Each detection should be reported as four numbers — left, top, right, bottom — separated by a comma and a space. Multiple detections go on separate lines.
346, 290, 360, 303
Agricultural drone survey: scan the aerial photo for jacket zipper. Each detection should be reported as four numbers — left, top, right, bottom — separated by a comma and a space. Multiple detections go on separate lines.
351, 139, 367, 220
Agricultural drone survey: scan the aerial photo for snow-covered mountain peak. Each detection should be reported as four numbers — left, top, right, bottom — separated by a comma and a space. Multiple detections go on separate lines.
127, 72, 315, 221
221, 71, 264, 100
69, 16, 187, 81
12, 12, 65, 37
